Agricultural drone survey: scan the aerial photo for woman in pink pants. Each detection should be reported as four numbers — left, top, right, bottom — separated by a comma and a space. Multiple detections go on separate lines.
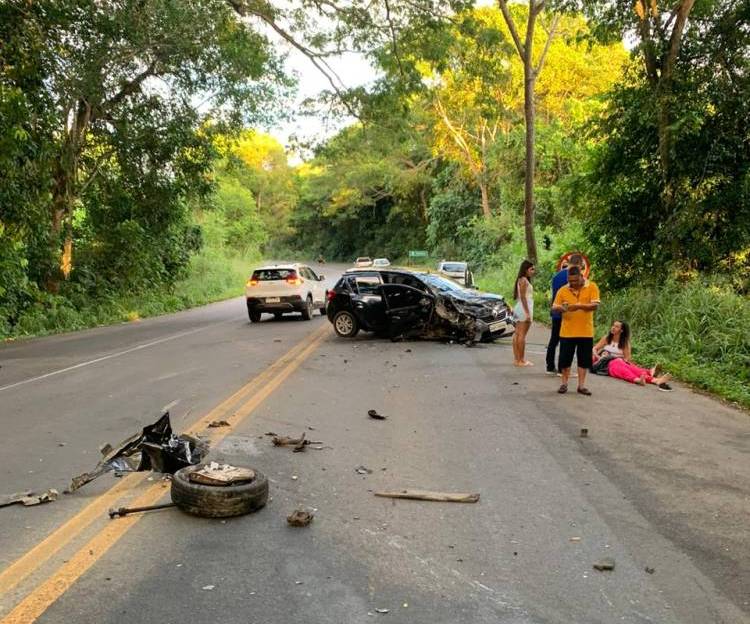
593, 321, 673, 390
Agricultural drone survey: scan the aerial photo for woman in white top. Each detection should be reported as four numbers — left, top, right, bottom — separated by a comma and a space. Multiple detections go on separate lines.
512, 260, 535, 367
593, 320, 672, 389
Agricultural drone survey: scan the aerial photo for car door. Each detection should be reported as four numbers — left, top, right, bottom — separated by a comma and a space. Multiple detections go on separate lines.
302, 266, 324, 304
351, 273, 387, 330
381, 283, 434, 336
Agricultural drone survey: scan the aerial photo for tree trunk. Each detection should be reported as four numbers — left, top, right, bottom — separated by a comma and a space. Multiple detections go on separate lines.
523, 59, 538, 265
479, 182, 491, 218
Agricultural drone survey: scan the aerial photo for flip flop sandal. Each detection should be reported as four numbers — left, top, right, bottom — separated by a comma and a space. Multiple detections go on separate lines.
577, 387, 592, 396
557, 384, 568, 394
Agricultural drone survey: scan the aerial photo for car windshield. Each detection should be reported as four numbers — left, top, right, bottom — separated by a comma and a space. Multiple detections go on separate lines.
421, 274, 464, 292
441, 263, 466, 273
252, 268, 295, 281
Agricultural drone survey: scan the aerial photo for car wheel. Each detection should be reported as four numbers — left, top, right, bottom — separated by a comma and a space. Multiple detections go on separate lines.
274, 312, 283, 321
171, 464, 268, 518
333, 310, 359, 337
248, 310, 261, 323
301, 296, 313, 320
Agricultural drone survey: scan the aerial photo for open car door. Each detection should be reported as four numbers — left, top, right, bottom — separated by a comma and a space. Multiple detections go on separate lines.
380, 283, 434, 338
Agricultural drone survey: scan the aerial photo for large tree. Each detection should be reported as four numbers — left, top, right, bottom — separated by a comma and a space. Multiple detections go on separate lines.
1, 0, 285, 292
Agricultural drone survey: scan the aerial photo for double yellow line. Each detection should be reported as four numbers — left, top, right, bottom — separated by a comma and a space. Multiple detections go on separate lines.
0, 323, 329, 623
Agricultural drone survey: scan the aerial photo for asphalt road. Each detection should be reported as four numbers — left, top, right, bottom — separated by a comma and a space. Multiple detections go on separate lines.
0, 263, 748, 624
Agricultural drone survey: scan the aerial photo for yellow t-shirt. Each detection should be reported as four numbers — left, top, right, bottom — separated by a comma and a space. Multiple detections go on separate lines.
553, 281, 600, 338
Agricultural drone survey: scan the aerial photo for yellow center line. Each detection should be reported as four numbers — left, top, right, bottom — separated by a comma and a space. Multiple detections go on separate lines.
0, 323, 329, 609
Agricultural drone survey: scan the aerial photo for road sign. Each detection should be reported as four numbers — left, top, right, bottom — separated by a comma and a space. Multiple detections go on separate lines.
408, 250, 428, 258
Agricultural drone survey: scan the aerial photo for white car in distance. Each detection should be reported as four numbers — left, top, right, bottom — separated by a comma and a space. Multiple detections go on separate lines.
372, 258, 391, 267
354, 257, 373, 267
245, 263, 327, 322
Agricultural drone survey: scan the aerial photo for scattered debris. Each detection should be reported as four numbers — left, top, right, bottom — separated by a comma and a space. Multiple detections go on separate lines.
404, 349, 412, 353
580, 428, 589, 438
291, 475, 298, 481
271, 432, 322, 452
368, 409, 387, 420
0, 489, 59, 508
569, 537, 581, 543
287, 509, 314, 527
188, 462, 256, 486
355, 465, 373, 475
207, 420, 231, 428
645, 566, 655, 574
202, 585, 215, 591
593, 557, 616, 571
374, 489, 480, 503
67, 412, 208, 492
375, 608, 390, 614
109, 502, 176, 519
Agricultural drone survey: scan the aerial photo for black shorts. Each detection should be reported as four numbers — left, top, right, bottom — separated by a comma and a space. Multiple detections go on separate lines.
559, 337, 593, 370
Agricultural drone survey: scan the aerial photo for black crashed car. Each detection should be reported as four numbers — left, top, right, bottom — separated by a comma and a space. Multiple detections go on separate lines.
325, 268, 514, 342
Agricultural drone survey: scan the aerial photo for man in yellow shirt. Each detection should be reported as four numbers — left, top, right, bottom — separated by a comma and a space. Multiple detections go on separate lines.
551, 266, 600, 395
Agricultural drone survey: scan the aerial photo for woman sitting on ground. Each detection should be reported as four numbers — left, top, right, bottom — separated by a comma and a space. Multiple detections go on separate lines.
592, 320, 673, 390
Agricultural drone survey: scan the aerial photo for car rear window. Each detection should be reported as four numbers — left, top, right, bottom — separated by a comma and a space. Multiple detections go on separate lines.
350, 274, 381, 294
441, 263, 466, 273
252, 269, 296, 281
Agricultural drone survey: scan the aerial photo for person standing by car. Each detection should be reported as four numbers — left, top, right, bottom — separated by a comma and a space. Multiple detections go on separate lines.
551, 265, 600, 395
512, 260, 536, 367
546, 254, 583, 375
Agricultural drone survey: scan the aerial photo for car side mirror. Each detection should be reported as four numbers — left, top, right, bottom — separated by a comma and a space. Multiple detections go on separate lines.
318, 275, 325, 281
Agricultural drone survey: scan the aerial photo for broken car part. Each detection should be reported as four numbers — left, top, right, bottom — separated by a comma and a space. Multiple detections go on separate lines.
367, 409, 386, 420
108, 503, 176, 518
374, 489, 480, 503
0, 489, 59, 508
170, 464, 268, 518
67, 412, 208, 492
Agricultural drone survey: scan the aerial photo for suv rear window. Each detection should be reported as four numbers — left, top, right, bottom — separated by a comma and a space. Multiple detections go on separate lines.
252, 269, 296, 281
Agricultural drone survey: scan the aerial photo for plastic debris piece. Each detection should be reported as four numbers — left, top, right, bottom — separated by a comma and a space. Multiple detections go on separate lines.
368, 409, 386, 420
375, 608, 389, 614
355, 465, 373, 475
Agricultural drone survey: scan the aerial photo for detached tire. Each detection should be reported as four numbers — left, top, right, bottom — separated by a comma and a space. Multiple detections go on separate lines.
333, 310, 359, 337
171, 465, 269, 518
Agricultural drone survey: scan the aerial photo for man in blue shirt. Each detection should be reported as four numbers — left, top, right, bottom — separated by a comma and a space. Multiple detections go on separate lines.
546, 253, 583, 374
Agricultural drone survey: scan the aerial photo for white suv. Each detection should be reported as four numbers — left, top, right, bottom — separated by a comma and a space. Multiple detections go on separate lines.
245, 264, 327, 322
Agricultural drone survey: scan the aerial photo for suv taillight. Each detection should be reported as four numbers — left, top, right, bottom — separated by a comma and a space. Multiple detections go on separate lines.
286, 271, 302, 285
326, 289, 335, 301
246, 278, 259, 287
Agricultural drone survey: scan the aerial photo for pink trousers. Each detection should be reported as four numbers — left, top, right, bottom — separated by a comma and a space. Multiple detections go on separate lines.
608, 358, 653, 384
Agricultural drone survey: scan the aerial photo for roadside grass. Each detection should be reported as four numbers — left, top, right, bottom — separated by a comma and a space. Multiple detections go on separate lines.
477, 261, 750, 410
2, 249, 259, 341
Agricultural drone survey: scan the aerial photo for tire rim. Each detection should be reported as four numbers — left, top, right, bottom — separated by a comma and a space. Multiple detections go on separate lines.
335, 314, 353, 335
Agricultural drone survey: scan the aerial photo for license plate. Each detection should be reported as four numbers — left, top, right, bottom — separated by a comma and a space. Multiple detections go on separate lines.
265, 297, 280, 303
489, 321, 505, 332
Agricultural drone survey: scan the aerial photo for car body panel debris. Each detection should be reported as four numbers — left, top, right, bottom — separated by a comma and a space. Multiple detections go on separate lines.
593, 557, 616, 571
287, 509, 314, 526
0, 489, 58, 508
374, 489, 480, 503
188, 462, 256, 486
68, 412, 208, 492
